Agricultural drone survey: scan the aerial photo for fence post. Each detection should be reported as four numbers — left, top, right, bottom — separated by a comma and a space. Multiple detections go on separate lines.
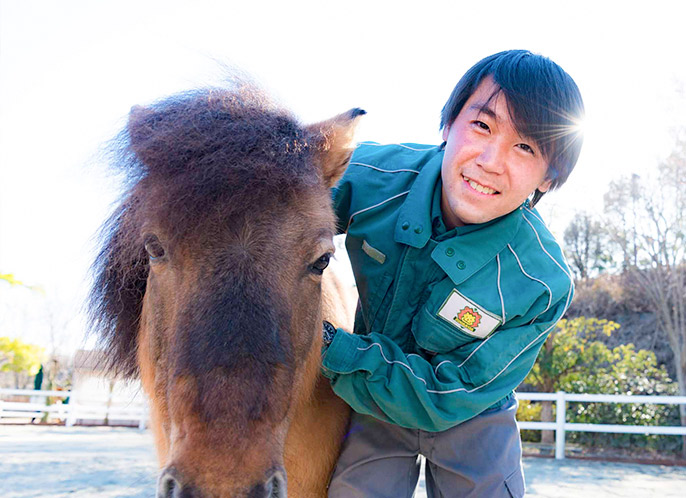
42, 393, 51, 423
66, 391, 77, 427
138, 401, 147, 431
555, 391, 566, 460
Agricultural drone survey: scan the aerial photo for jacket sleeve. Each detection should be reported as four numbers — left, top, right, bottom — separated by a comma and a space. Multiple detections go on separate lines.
321, 294, 570, 431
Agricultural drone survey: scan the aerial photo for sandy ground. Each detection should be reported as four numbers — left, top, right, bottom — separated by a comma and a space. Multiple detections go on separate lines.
1, 425, 685, 497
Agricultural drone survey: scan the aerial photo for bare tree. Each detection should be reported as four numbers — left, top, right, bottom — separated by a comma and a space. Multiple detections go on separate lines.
602, 133, 686, 456
563, 212, 612, 280
604, 174, 642, 269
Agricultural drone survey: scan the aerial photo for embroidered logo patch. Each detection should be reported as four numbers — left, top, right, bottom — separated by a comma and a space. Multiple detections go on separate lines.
437, 290, 501, 339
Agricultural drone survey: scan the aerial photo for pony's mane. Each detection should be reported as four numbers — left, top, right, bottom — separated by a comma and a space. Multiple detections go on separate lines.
89, 83, 321, 377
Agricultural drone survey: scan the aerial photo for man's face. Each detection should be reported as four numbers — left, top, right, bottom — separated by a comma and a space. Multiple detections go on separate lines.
440, 78, 551, 228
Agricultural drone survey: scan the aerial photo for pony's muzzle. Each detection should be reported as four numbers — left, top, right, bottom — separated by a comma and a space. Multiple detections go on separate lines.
156, 465, 287, 498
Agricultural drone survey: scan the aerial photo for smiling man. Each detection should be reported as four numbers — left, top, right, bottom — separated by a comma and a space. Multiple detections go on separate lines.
440, 76, 553, 228
321, 50, 585, 497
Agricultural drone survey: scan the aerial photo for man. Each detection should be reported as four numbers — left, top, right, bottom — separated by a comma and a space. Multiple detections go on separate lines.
321, 50, 584, 497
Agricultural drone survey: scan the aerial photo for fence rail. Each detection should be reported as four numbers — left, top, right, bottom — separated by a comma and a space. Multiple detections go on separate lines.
0, 388, 147, 430
3, 389, 685, 456
517, 391, 686, 459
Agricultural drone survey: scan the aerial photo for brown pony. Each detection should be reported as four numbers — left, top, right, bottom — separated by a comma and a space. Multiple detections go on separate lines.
89, 81, 361, 497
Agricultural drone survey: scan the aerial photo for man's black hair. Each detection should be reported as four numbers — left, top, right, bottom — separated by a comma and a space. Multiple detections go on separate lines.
440, 50, 585, 206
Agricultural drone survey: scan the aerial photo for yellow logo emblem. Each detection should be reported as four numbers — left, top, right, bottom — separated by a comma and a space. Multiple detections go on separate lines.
454, 306, 482, 332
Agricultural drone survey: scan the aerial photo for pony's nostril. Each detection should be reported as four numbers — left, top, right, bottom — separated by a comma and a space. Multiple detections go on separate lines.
248, 469, 287, 498
268, 470, 287, 498
157, 467, 181, 498
157, 466, 202, 498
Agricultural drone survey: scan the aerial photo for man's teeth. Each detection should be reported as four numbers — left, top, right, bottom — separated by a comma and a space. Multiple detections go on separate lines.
467, 178, 497, 195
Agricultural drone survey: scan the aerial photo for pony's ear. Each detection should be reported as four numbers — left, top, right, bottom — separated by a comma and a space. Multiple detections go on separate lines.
128, 105, 152, 137
307, 108, 365, 188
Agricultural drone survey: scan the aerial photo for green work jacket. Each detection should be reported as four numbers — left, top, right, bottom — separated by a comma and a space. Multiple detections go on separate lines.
322, 142, 574, 432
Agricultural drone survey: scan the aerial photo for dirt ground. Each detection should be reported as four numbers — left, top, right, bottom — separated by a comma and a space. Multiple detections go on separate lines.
1, 425, 685, 497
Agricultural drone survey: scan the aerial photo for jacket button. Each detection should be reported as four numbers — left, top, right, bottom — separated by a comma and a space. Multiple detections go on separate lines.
414, 225, 423, 234
456, 260, 466, 270
445, 247, 455, 257
401, 221, 410, 230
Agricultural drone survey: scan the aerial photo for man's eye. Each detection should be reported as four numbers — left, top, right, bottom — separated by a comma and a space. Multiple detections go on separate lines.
517, 143, 535, 155
473, 120, 490, 131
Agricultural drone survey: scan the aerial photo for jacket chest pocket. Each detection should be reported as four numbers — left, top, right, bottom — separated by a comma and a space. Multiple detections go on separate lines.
411, 279, 501, 354
412, 305, 479, 353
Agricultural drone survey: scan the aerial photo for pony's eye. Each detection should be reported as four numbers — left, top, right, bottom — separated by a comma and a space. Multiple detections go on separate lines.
309, 253, 332, 276
144, 235, 166, 261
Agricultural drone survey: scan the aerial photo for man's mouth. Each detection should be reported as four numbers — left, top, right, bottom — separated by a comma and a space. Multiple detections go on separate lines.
463, 175, 499, 195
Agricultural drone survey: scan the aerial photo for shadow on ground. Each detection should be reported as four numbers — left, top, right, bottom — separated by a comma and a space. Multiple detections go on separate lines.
1, 425, 684, 497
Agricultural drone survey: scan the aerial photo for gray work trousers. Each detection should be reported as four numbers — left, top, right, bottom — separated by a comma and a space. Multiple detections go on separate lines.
327, 397, 525, 498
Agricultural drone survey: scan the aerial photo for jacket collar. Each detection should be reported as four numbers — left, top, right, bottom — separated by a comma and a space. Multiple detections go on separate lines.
432, 208, 523, 285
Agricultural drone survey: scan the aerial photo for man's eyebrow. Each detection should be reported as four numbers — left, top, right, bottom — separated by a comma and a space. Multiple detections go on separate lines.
468, 103, 498, 120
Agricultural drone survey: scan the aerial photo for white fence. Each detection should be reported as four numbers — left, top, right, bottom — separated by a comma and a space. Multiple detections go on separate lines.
517, 391, 686, 459
3, 389, 686, 458
0, 388, 147, 430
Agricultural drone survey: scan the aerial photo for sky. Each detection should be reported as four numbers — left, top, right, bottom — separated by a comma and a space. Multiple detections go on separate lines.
1, 0, 685, 354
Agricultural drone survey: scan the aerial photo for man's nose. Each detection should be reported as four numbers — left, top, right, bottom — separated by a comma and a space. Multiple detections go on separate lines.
477, 142, 506, 174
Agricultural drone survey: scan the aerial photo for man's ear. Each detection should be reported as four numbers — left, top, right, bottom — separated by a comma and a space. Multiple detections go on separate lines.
442, 125, 450, 142
538, 178, 553, 193
306, 108, 365, 188
530, 177, 553, 208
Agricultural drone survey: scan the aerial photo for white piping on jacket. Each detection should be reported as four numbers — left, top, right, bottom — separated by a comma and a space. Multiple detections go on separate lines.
525, 207, 577, 282
496, 253, 507, 324
523, 206, 544, 224
356, 343, 428, 385
349, 162, 420, 175
346, 191, 410, 231
358, 142, 440, 151
521, 213, 574, 311
507, 244, 553, 323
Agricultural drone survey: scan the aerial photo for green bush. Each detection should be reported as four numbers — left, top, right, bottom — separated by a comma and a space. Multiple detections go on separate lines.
519, 317, 681, 455
561, 344, 680, 454
516, 399, 543, 443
